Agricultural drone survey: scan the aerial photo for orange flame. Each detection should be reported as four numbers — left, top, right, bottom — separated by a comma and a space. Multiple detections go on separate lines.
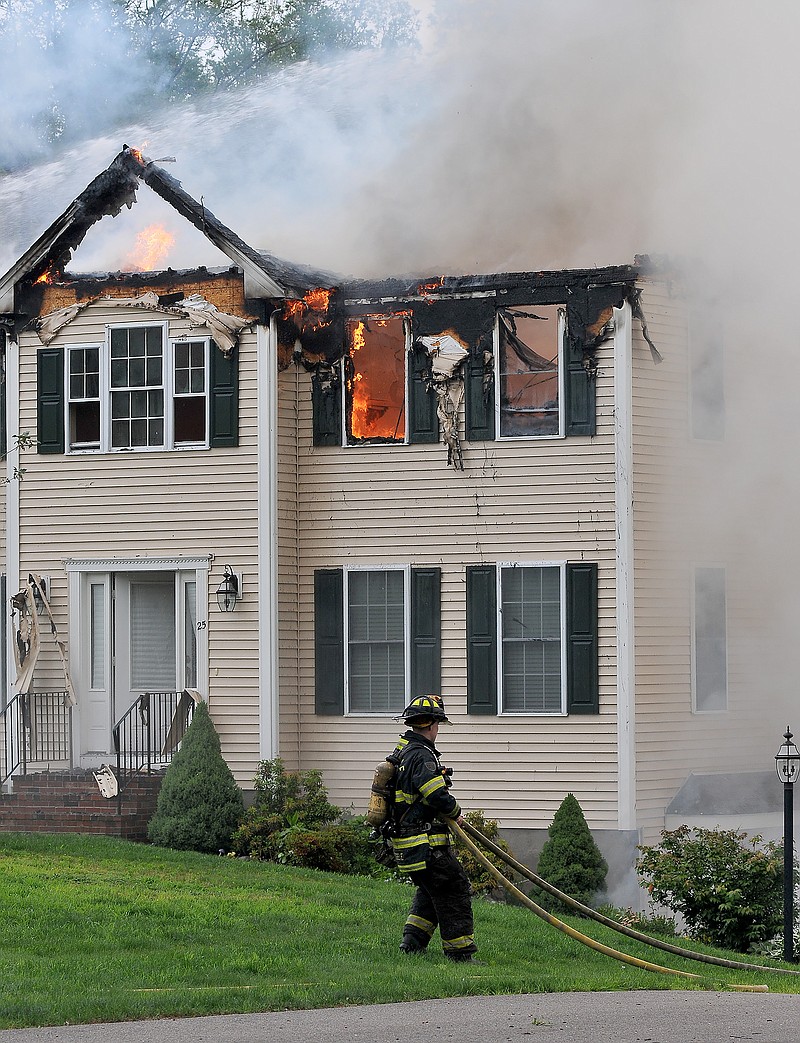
34, 262, 58, 285
125, 223, 175, 272
305, 287, 333, 312
347, 316, 406, 441
417, 276, 445, 296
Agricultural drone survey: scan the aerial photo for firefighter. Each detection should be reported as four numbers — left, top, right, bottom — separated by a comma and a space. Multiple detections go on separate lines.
388, 695, 478, 962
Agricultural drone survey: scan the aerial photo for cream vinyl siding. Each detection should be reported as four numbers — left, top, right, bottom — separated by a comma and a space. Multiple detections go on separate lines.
16, 305, 262, 785
289, 333, 620, 832
630, 280, 774, 844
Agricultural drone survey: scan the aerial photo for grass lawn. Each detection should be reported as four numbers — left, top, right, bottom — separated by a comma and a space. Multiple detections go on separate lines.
0, 832, 798, 1028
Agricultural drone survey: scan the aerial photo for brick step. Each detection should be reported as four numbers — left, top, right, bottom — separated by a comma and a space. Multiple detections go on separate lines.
0, 770, 164, 840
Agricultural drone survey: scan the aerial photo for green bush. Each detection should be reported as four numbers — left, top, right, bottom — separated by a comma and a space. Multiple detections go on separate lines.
455, 809, 520, 898
636, 825, 790, 953
231, 757, 340, 861
147, 701, 244, 853
535, 793, 607, 911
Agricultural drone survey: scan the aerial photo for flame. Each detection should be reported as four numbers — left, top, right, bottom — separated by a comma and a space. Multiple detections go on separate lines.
347, 317, 406, 441
417, 276, 445, 296
125, 223, 175, 272
34, 262, 58, 285
305, 287, 332, 312
283, 298, 306, 321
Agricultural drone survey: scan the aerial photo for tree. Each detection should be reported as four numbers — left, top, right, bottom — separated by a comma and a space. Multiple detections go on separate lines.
0, 0, 419, 169
148, 699, 245, 853
535, 793, 608, 910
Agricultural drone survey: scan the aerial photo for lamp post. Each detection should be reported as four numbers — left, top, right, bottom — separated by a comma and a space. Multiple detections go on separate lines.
775, 727, 800, 963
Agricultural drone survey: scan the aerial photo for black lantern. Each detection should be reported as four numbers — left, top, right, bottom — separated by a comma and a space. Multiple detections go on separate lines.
775, 727, 800, 962
216, 565, 240, 613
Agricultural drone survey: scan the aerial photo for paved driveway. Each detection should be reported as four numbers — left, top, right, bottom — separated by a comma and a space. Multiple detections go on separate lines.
0, 991, 798, 1043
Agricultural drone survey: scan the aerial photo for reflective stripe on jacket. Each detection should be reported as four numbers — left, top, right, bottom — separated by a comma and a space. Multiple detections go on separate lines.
388, 730, 460, 873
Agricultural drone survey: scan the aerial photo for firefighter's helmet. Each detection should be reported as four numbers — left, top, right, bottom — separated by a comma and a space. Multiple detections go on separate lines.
400, 695, 451, 726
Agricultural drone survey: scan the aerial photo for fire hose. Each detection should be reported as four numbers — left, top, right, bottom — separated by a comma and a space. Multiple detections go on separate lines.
449, 819, 773, 993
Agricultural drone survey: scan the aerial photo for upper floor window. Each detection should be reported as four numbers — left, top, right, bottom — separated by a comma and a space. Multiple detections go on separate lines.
344, 315, 408, 445
497, 305, 564, 438
64, 325, 210, 452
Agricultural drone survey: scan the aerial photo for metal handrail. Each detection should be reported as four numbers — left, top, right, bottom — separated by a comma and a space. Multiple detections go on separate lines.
1, 690, 72, 785
112, 690, 195, 813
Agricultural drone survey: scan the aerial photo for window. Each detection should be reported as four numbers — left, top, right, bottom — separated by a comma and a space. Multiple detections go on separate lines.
346, 569, 407, 712
313, 566, 441, 715
344, 315, 408, 444
497, 305, 564, 438
501, 565, 563, 712
466, 562, 598, 715
693, 566, 727, 711
49, 326, 214, 454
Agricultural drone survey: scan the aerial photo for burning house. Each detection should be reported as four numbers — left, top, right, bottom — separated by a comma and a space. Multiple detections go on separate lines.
0, 148, 783, 899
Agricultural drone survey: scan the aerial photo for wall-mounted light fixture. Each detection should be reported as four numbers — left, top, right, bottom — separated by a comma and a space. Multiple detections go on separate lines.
216, 565, 241, 613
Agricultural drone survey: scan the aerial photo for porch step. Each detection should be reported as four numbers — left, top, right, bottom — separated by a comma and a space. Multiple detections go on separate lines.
0, 769, 164, 840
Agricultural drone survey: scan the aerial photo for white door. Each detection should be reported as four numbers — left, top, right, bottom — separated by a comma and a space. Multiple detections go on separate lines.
78, 569, 199, 763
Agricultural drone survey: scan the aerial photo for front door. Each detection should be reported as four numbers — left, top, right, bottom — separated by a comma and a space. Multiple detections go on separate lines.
78, 569, 198, 763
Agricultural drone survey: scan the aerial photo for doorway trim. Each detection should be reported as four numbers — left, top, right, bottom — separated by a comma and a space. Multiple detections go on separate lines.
65, 555, 211, 764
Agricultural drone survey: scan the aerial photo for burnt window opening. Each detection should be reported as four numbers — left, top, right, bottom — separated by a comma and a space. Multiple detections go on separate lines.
345, 314, 407, 444
497, 304, 564, 438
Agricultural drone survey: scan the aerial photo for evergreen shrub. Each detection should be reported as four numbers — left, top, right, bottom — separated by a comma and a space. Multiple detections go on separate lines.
147, 700, 245, 853
535, 793, 608, 910
636, 825, 789, 953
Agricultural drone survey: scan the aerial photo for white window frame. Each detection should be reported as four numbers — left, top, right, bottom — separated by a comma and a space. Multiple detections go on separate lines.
64, 323, 211, 454
343, 564, 410, 716
494, 306, 566, 441
66, 343, 102, 451
342, 315, 411, 447
691, 564, 728, 713
497, 560, 568, 716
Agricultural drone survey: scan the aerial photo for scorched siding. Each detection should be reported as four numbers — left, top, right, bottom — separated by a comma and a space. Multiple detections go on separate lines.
15, 305, 262, 785
289, 330, 620, 833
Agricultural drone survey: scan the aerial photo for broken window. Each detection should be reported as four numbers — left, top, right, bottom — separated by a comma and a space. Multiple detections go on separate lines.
693, 566, 727, 712
68, 346, 101, 449
62, 326, 211, 453
500, 564, 564, 713
497, 304, 563, 438
345, 314, 407, 444
346, 568, 407, 713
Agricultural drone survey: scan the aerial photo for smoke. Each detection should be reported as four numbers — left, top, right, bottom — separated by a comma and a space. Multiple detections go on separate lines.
2, 0, 799, 779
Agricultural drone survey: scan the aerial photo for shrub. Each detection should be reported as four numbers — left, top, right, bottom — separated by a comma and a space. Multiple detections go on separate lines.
535, 793, 608, 911
635, 825, 789, 953
231, 757, 340, 860
595, 904, 678, 939
147, 701, 244, 853
455, 809, 520, 898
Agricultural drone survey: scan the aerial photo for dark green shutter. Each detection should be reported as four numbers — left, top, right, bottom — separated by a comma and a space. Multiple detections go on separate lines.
565, 320, 595, 436
314, 569, 344, 714
311, 368, 341, 446
210, 346, 238, 447
466, 564, 498, 714
408, 346, 438, 443
566, 562, 599, 713
37, 347, 64, 454
465, 347, 494, 441
411, 567, 441, 696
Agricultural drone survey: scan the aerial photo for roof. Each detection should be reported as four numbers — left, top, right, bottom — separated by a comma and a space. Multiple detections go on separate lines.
0, 146, 334, 313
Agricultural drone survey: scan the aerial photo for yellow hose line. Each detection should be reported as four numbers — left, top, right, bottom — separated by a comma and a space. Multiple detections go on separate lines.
460, 819, 800, 979
449, 821, 768, 993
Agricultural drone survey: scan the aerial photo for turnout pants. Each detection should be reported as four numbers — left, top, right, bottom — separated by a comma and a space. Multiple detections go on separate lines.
401, 847, 477, 960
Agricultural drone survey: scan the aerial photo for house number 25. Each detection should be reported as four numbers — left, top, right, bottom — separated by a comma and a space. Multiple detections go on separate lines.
197, 620, 207, 631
